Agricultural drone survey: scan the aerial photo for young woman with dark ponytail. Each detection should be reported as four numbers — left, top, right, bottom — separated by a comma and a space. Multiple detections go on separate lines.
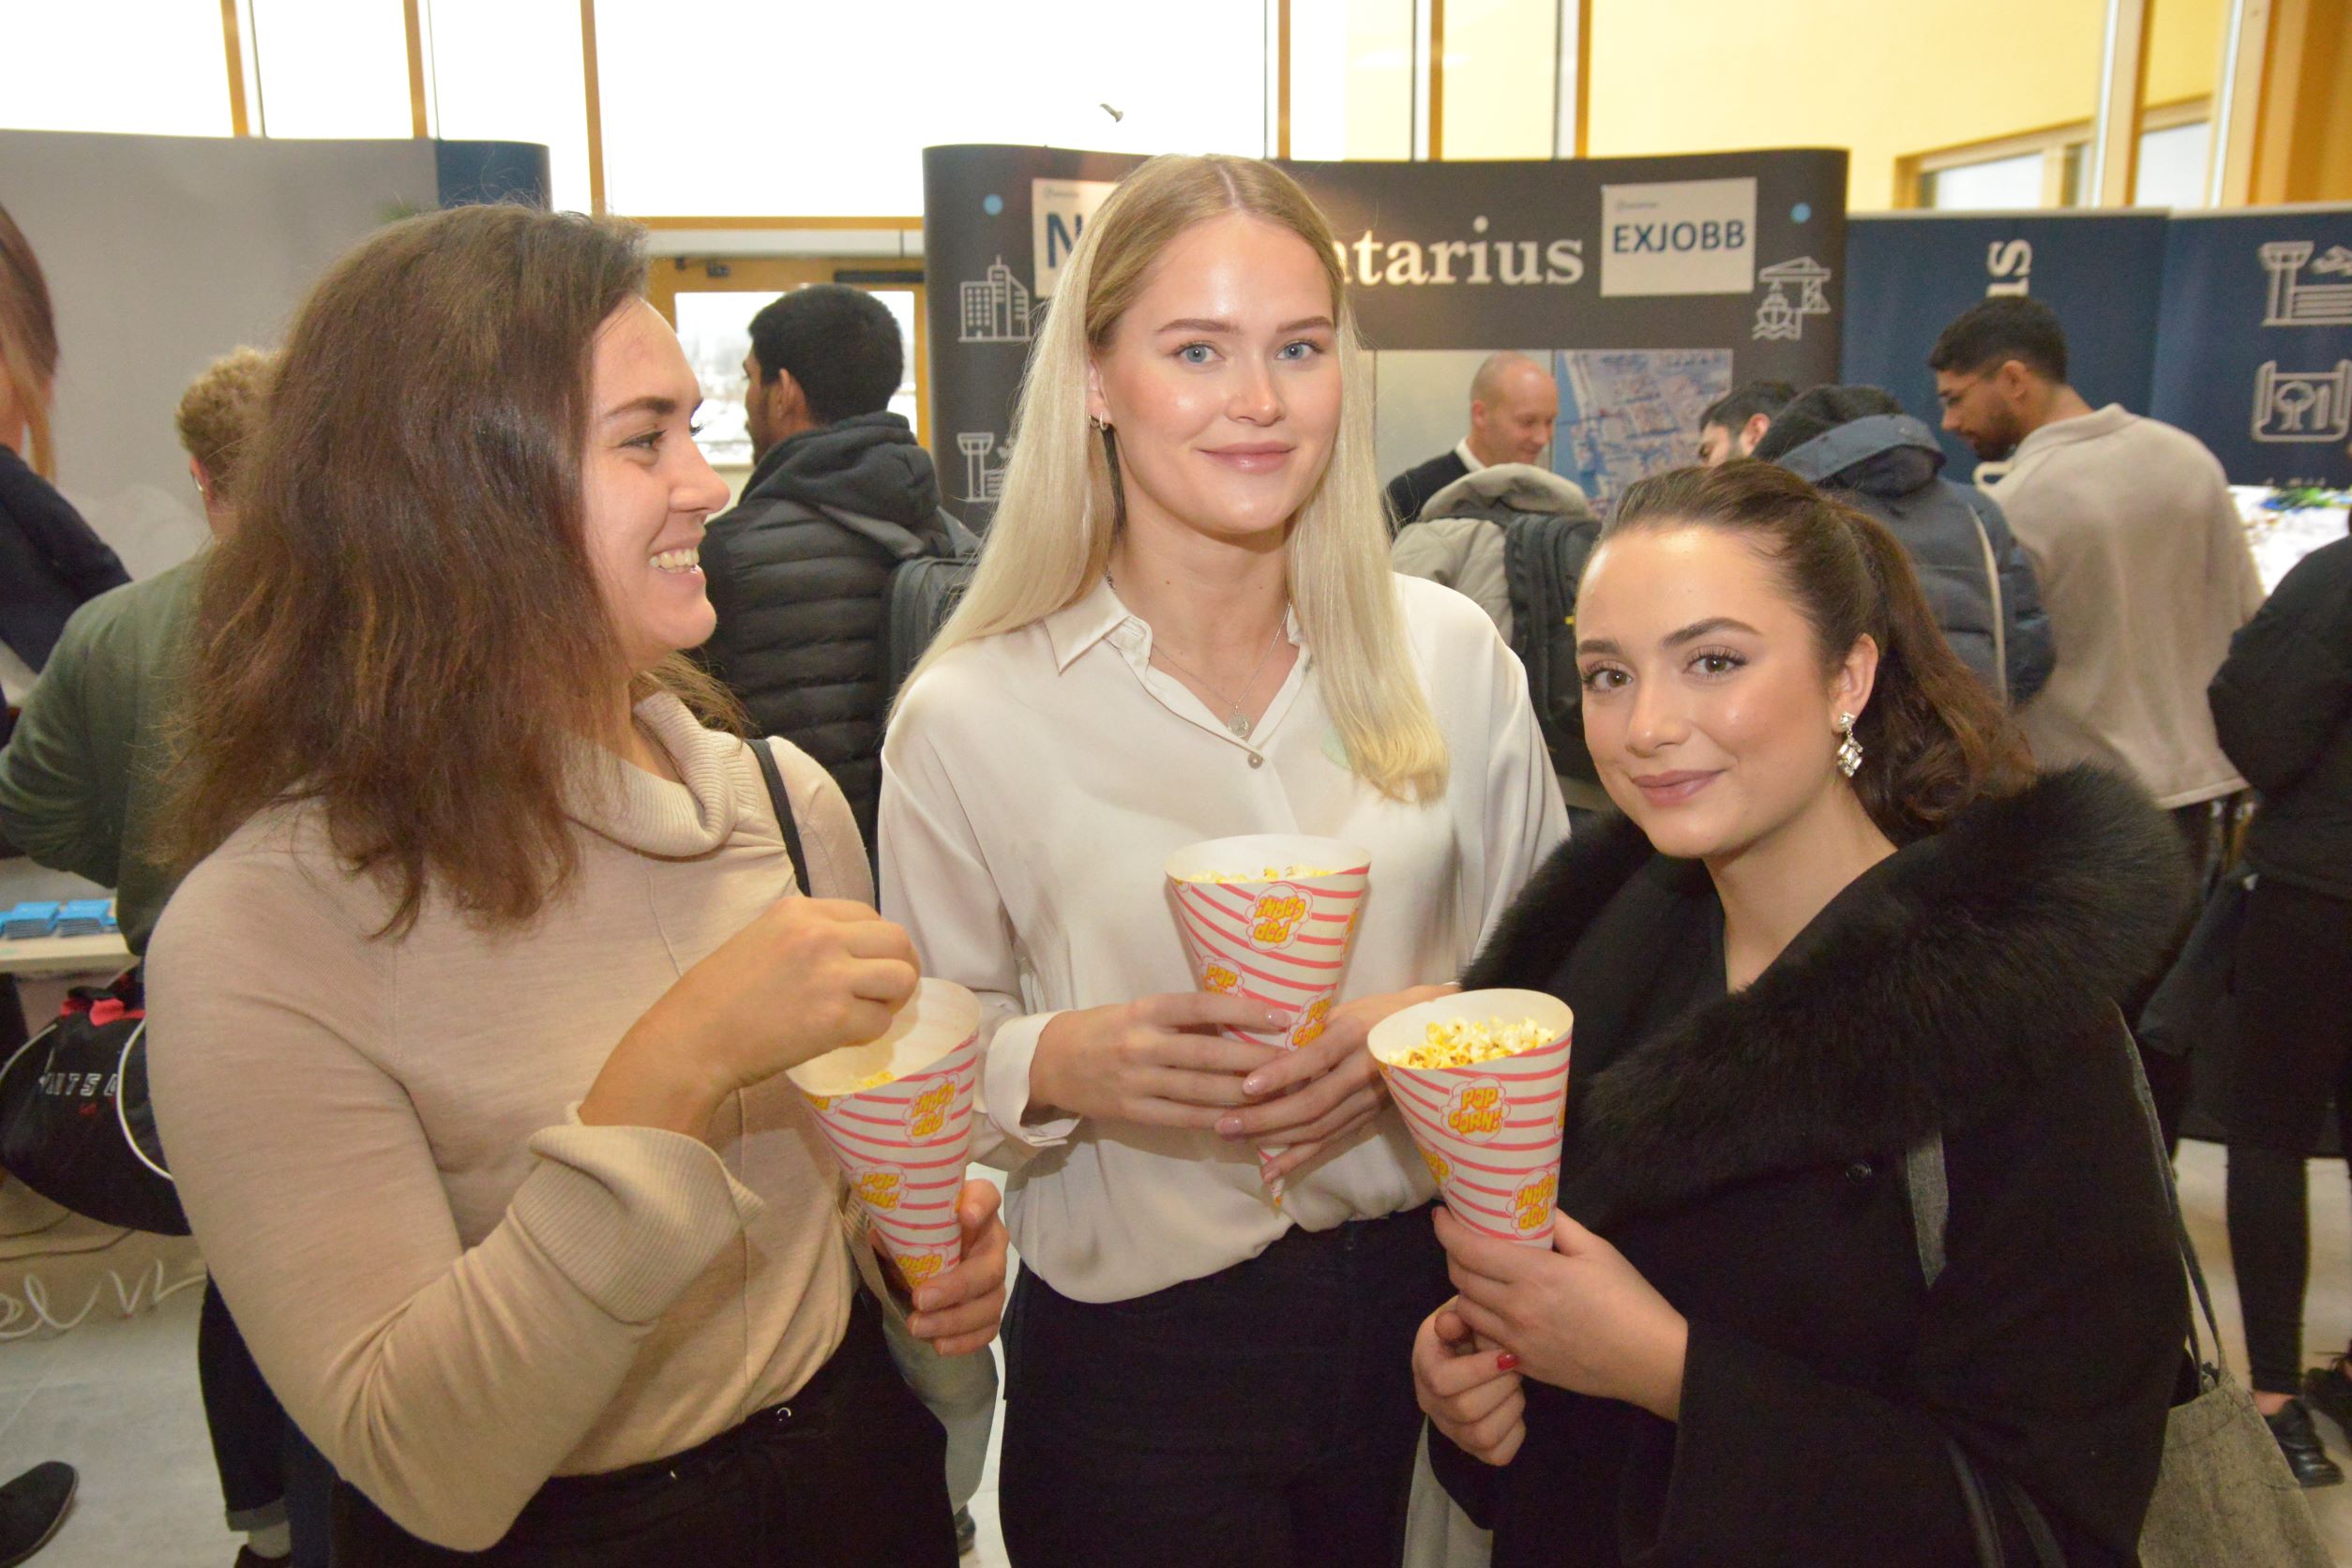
1413, 461, 2193, 1565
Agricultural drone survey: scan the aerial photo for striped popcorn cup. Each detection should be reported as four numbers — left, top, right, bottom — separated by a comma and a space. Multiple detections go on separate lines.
1370, 989, 1574, 1247
1165, 834, 1372, 1201
787, 977, 981, 1292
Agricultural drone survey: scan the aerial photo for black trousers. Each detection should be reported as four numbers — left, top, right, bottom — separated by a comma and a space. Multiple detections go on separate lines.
2224, 880, 2352, 1395
2129, 800, 2226, 1153
999, 1202, 1450, 1568
327, 1294, 953, 1567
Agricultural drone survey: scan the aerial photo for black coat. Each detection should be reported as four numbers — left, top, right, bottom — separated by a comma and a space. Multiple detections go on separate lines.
1384, 447, 1470, 533
2209, 533, 2352, 901
0, 445, 129, 675
697, 414, 952, 849
1433, 768, 2193, 1567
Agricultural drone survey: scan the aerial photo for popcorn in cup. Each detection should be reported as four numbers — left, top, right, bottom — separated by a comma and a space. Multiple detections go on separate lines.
786, 977, 981, 1290
1370, 989, 1573, 1247
1165, 834, 1371, 1204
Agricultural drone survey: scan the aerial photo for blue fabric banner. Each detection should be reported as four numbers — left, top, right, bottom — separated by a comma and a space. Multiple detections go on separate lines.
2151, 208, 2352, 488
1842, 212, 2170, 481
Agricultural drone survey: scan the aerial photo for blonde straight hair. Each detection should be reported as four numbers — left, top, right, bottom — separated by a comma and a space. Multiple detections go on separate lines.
897, 154, 1446, 801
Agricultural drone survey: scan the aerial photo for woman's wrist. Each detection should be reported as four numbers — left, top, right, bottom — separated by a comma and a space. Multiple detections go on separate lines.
580, 1003, 731, 1142
1637, 1313, 1691, 1423
1025, 1012, 1075, 1124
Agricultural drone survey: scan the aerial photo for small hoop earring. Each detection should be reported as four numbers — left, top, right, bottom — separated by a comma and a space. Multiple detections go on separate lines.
1090, 415, 1111, 433
1834, 712, 1863, 778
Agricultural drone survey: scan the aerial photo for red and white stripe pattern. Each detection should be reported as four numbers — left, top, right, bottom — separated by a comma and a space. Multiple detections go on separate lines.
1372, 991, 1573, 1248
799, 1030, 980, 1290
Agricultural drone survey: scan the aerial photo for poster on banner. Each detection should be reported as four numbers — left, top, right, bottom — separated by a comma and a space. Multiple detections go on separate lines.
2150, 208, 2352, 490
1842, 212, 2169, 483
925, 145, 1848, 525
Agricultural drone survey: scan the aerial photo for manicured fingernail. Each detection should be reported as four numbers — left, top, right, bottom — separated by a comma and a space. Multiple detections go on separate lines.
1217, 1115, 1244, 1138
1496, 1351, 1520, 1372
1243, 1075, 1269, 1094
1264, 1010, 1293, 1030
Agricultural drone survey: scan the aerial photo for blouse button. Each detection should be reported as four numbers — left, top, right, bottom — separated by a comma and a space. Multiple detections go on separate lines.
1247, 753, 1264, 769
1844, 1160, 1875, 1183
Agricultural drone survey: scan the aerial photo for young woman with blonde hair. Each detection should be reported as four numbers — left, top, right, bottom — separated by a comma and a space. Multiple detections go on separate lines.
146, 204, 1005, 1566
882, 154, 1565, 1564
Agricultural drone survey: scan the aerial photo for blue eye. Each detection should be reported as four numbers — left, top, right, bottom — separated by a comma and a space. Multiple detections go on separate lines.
1277, 340, 1321, 361
1177, 343, 1214, 366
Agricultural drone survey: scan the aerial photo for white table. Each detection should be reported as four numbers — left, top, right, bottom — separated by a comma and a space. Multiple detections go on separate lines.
0, 932, 132, 978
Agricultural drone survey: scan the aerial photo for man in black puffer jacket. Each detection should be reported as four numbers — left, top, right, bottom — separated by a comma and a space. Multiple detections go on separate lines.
699, 286, 957, 847
1758, 384, 2054, 705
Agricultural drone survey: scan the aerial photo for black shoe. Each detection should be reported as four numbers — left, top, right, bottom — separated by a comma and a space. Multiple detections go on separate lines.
2266, 1398, 2345, 1487
954, 1505, 977, 1556
2302, 1357, 2352, 1444
0, 1463, 75, 1568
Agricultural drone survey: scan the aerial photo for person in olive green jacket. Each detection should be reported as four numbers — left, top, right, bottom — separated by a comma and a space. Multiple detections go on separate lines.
0, 348, 273, 951
0, 348, 308, 1568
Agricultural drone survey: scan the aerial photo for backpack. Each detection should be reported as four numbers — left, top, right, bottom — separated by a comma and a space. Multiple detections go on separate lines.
0, 970, 188, 1236
1499, 510, 1605, 789
728, 498, 981, 716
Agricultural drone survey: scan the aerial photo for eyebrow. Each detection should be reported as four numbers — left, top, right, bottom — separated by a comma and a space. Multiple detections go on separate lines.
1576, 617, 1760, 657
1153, 315, 1336, 335
600, 394, 680, 423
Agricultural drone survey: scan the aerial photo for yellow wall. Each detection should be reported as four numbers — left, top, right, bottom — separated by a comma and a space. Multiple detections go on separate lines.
1441, 0, 1560, 158
1583, 0, 2118, 210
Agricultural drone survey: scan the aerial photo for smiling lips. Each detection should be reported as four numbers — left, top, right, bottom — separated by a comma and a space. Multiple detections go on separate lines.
1202, 444, 1294, 473
1630, 769, 1720, 806
651, 546, 701, 575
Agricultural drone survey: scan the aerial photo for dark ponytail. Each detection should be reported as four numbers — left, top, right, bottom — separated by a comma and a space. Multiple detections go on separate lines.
1608, 462, 2033, 843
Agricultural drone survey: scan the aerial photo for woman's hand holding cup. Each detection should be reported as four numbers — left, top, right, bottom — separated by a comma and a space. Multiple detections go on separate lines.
1029, 991, 1288, 1129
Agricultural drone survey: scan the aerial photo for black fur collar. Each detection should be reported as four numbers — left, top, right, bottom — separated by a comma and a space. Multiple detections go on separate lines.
1466, 769, 2194, 1224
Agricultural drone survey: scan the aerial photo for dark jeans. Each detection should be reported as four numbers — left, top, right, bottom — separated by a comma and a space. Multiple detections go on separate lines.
198, 1280, 294, 1535
999, 1202, 1450, 1568
2224, 880, 2352, 1395
327, 1294, 953, 1567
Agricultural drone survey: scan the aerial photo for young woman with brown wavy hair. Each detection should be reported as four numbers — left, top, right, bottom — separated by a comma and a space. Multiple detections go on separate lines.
145, 204, 1004, 1566
1414, 461, 2193, 1566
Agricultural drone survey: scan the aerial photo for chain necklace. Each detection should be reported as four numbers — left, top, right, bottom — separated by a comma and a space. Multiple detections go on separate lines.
1107, 569, 1288, 739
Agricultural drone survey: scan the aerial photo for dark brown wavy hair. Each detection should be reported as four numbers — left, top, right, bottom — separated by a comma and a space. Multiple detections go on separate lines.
1606, 461, 2033, 843
0, 202, 59, 476
164, 204, 738, 934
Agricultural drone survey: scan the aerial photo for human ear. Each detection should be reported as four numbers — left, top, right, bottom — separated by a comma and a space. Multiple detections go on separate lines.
1832, 634, 1881, 719
1085, 357, 1111, 427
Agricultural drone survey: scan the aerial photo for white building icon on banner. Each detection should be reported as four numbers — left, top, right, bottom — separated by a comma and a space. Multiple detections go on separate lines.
2259, 242, 2352, 327
959, 258, 1033, 344
957, 432, 1010, 503
1753, 257, 1832, 341
2252, 360, 2352, 444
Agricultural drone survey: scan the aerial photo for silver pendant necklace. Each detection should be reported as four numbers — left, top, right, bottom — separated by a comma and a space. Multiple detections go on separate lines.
1108, 570, 1287, 739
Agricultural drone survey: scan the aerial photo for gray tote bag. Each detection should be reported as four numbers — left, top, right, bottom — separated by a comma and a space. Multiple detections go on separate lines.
1904, 1014, 2330, 1567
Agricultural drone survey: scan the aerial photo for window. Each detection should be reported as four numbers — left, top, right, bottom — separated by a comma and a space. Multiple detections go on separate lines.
595, 0, 1269, 218
2134, 119, 2211, 208
1921, 151, 2048, 211
428, 0, 596, 214
249, 0, 413, 139
670, 284, 920, 470
1, 3, 231, 136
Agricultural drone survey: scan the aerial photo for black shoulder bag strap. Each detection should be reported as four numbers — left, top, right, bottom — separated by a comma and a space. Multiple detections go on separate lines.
749, 738, 811, 897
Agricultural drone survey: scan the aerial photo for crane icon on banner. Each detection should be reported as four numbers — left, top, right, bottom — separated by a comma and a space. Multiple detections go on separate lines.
1753, 257, 1832, 341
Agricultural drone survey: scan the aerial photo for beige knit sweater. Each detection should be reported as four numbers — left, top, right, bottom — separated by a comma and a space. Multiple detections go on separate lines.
146, 696, 870, 1551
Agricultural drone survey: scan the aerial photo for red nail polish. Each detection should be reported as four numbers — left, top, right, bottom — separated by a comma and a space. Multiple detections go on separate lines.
1496, 1351, 1520, 1372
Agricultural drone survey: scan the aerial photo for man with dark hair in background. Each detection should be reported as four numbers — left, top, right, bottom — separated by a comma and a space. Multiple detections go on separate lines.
1382, 351, 1558, 531
1696, 379, 1795, 466
1928, 294, 2264, 1155
698, 285, 956, 848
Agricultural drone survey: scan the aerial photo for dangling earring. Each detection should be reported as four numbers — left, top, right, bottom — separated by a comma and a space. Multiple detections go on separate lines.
1834, 712, 1863, 778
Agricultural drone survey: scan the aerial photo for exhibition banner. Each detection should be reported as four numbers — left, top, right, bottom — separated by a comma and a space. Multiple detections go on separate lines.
1843, 212, 2170, 481
924, 144, 1848, 523
2150, 206, 2352, 489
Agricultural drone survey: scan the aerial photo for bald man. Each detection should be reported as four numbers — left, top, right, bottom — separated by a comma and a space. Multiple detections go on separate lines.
1384, 352, 1560, 532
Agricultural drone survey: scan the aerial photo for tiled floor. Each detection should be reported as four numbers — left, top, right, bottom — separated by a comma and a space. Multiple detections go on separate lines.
6, 1142, 2352, 1566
